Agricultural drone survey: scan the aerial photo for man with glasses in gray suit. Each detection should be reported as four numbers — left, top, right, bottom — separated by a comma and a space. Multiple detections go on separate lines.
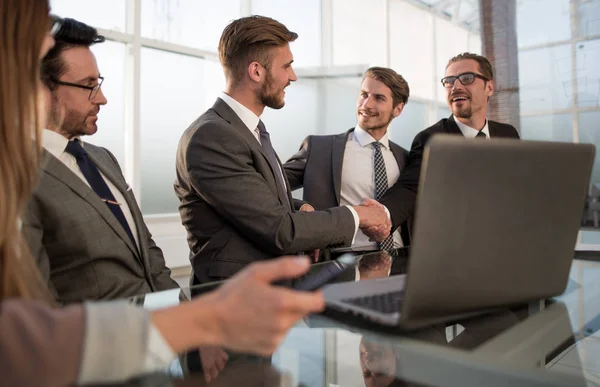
23, 18, 178, 304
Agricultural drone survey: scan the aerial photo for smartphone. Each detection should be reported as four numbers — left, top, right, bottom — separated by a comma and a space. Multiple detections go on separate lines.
293, 253, 357, 291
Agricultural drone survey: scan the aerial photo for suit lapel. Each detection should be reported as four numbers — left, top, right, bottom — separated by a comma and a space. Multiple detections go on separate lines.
444, 115, 464, 136
488, 121, 505, 138
212, 98, 292, 210
85, 147, 141, 258
212, 99, 268, 158
389, 142, 406, 170
275, 152, 295, 212
41, 150, 140, 259
332, 129, 351, 205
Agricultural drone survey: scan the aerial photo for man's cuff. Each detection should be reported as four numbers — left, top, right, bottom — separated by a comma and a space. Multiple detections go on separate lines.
383, 205, 391, 221
344, 205, 360, 245
145, 322, 176, 370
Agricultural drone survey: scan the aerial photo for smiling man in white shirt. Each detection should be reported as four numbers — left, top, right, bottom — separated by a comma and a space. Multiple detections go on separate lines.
284, 67, 412, 259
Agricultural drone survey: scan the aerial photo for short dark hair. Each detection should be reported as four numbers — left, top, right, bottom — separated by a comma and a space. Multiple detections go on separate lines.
363, 67, 410, 107
446, 52, 494, 80
41, 17, 105, 89
218, 15, 298, 84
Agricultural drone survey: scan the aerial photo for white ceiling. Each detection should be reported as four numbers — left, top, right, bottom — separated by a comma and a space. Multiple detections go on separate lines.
412, 0, 481, 32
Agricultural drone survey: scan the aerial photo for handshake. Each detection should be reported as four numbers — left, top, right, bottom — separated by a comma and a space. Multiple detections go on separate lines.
352, 198, 392, 242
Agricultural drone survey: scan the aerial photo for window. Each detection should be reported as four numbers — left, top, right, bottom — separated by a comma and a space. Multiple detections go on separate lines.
332, 0, 387, 66
251, 0, 321, 68
576, 39, 600, 108
261, 78, 322, 162
141, 0, 240, 52
468, 33, 482, 54
578, 0, 600, 38
520, 114, 574, 143
50, 0, 126, 31
140, 49, 224, 214
390, 1, 435, 100
321, 77, 362, 136
86, 41, 127, 166
389, 101, 427, 149
517, 0, 571, 47
519, 45, 573, 112
438, 106, 451, 120
578, 111, 600, 185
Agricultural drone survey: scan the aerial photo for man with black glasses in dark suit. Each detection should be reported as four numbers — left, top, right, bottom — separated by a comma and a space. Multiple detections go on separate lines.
362, 53, 520, 243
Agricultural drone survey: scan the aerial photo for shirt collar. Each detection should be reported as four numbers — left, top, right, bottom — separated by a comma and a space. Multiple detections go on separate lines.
219, 92, 260, 132
353, 125, 391, 148
42, 129, 82, 158
453, 116, 490, 139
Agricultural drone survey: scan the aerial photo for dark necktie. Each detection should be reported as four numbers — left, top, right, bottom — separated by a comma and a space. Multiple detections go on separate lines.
372, 142, 394, 251
257, 121, 291, 210
64, 139, 137, 249
476, 131, 487, 139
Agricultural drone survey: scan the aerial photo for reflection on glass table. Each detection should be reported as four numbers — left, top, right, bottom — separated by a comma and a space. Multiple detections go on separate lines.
582, 185, 600, 230
119, 253, 600, 387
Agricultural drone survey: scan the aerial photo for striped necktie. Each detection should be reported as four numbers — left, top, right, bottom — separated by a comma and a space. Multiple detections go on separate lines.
372, 142, 394, 251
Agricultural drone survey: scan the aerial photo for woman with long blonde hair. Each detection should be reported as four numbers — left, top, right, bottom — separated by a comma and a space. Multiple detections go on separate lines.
0, 1, 324, 385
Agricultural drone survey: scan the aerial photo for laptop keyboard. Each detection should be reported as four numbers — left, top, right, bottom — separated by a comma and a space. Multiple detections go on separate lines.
341, 291, 405, 314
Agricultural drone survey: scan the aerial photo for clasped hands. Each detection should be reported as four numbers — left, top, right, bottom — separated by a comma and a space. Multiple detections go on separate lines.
353, 198, 392, 242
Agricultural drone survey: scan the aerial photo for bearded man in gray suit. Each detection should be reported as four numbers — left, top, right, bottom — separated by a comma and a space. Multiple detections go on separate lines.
22, 18, 178, 304
175, 16, 390, 285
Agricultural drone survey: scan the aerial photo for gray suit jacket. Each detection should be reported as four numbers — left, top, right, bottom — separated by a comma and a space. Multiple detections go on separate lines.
283, 128, 412, 244
23, 144, 178, 304
174, 98, 356, 284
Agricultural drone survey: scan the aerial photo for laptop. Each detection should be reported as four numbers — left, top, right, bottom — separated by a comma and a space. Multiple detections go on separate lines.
323, 135, 595, 330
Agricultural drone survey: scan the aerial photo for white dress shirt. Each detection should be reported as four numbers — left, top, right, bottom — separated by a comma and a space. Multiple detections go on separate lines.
338, 126, 403, 251
218, 93, 359, 240
42, 129, 140, 248
219, 92, 261, 144
219, 92, 292, 190
41, 129, 175, 371
454, 115, 490, 138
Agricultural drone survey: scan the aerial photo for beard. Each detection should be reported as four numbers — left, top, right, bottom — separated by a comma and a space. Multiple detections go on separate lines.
62, 109, 90, 137
259, 71, 285, 110
359, 110, 395, 131
49, 97, 91, 138
452, 103, 473, 119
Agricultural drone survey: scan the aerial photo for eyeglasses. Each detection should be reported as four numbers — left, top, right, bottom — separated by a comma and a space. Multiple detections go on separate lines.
48, 14, 63, 37
51, 76, 104, 100
440, 72, 489, 88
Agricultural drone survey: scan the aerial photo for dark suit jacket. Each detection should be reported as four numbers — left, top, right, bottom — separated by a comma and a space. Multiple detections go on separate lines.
380, 116, 520, 230
23, 145, 178, 304
174, 98, 356, 284
283, 128, 412, 244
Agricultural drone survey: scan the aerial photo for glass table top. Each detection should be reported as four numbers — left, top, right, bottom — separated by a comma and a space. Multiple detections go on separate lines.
115, 253, 600, 387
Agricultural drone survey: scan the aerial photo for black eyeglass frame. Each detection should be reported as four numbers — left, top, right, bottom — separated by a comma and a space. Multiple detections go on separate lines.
51, 76, 105, 100
440, 72, 490, 88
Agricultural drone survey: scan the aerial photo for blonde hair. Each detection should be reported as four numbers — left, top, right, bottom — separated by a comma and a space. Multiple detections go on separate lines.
0, 0, 53, 300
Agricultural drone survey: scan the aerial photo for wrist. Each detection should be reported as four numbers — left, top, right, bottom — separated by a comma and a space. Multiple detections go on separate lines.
352, 206, 366, 227
151, 296, 223, 354
299, 203, 314, 212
